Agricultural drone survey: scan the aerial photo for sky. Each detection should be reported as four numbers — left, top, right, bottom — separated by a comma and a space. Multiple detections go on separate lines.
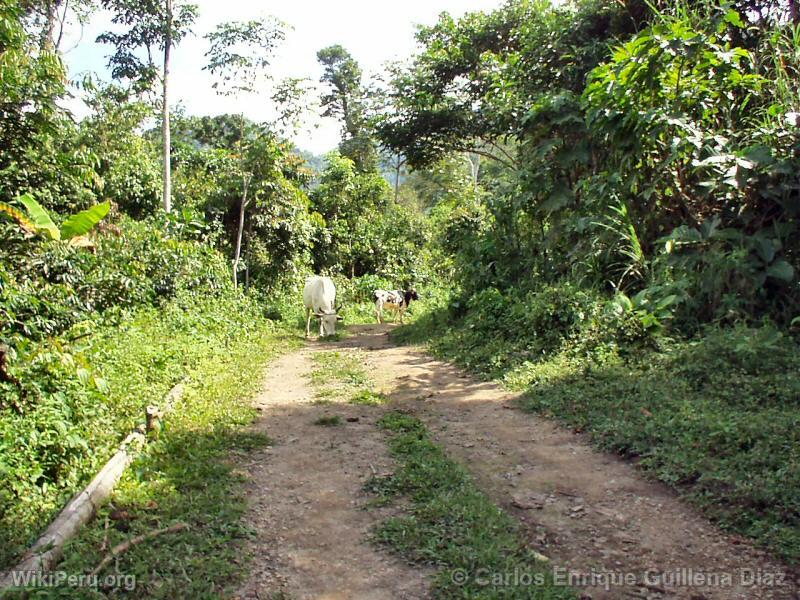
61, 0, 504, 155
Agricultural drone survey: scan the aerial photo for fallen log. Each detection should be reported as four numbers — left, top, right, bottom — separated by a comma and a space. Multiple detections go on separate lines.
0, 383, 185, 591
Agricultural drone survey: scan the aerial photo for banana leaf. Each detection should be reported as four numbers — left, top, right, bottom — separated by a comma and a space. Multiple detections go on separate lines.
17, 193, 60, 240
60, 201, 111, 239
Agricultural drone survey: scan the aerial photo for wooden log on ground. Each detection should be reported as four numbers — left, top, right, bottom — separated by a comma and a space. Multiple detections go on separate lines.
0, 383, 184, 591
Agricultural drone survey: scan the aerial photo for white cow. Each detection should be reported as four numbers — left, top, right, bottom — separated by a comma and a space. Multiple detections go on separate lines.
303, 276, 341, 337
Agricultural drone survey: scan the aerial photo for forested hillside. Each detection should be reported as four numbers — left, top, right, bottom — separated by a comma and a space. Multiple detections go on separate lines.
1, 0, 799, 596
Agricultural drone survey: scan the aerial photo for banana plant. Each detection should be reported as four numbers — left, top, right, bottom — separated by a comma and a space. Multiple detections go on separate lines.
0, 194, 111, 246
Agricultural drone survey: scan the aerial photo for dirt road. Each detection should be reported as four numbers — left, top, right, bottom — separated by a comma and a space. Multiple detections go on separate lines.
236, 324, 798, 599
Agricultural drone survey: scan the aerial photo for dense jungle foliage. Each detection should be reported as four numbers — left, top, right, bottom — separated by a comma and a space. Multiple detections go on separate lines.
1, 0, 799, 589
0, 0, 437, 571
384, 0, 800, 562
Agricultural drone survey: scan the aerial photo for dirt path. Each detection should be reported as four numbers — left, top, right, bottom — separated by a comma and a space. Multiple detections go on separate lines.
237, 324, 798, 599
235, 343, 431, 600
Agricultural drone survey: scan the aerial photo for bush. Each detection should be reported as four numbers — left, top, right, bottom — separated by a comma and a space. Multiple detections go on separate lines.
0, 211, 278, 567
403, 282, 649, 377
0, 285, 273, 567
0, 217, 233, 344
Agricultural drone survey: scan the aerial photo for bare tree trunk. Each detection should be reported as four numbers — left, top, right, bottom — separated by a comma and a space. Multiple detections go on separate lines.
40, 0, 59, 51
465, 153, 480, 193
161, 0, 173, 213
244, 217, 253, 289
394, 162, 401, 202
394, 155, 403, 203
232, 177, 250, 288
54, 0, 70, 51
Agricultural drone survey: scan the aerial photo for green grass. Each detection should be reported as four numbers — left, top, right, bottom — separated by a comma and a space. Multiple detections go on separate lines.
509, 330, 800, 562
1, 293, 301, 597
308, 350, 373, 403
308, 351, 390, 410
395, 292, 800, 564
313, 415, 342, 427
349, 389, 388, 406
309, 351, 369, 388
368, 411, 574, 599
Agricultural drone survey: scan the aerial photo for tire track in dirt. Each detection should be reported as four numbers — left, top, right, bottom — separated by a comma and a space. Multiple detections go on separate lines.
235, 344, 431, 600
346, 324, 798, 600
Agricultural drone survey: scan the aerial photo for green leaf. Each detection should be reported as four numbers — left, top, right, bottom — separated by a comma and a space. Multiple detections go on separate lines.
741, 145, 773, 167
753, 237, 776, 264
60, 201, 110, 239
612, 293, 633, 313
77, 368, 91, 387
18, 193, 60, 240
539, 184, 573, 213
765, 260, 794, 283
723, 9, 745, 29
655, 294, 679, 311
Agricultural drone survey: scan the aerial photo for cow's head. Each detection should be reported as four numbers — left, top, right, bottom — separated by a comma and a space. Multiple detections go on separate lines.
315, 309, 343, 336
405, 288, 419, 304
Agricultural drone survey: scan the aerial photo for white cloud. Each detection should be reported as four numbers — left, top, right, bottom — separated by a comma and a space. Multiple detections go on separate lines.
62, 0, 503, 154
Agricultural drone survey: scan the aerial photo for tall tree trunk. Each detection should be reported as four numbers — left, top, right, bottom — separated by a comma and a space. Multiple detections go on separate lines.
465, 153, 480, 193
244, 217, 253, 289
394, 160, 401, 203
40, 0, 58, 51
232, 176, 250, 288
54, 0, 70, 51
161, 0, 173, 213
393, 155, 406, 203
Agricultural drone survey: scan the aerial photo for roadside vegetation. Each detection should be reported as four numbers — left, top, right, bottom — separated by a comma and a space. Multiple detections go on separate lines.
382, 0, 800, 566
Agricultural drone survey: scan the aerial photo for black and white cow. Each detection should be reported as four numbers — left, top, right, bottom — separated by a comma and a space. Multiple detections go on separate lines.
373, 288, 419, 324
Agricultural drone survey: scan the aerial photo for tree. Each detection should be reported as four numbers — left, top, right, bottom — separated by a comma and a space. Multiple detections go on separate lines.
97, 0, 198, 213
203, 17, 286, 286
1, 0, 100, 213
20, 0, 97, 52
78, 81, 162, 216
317, 44, 377, 171
310, 153, 392, 277
384, 152, 407, 203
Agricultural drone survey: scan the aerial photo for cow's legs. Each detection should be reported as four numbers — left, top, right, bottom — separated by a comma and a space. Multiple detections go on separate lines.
305, 308, 312, 338
399, 306, 406, 324
376, 301, 383, 324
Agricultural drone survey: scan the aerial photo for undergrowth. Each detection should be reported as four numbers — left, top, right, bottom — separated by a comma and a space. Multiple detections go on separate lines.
1, 293, 299, 596
394, 287, 800, 564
